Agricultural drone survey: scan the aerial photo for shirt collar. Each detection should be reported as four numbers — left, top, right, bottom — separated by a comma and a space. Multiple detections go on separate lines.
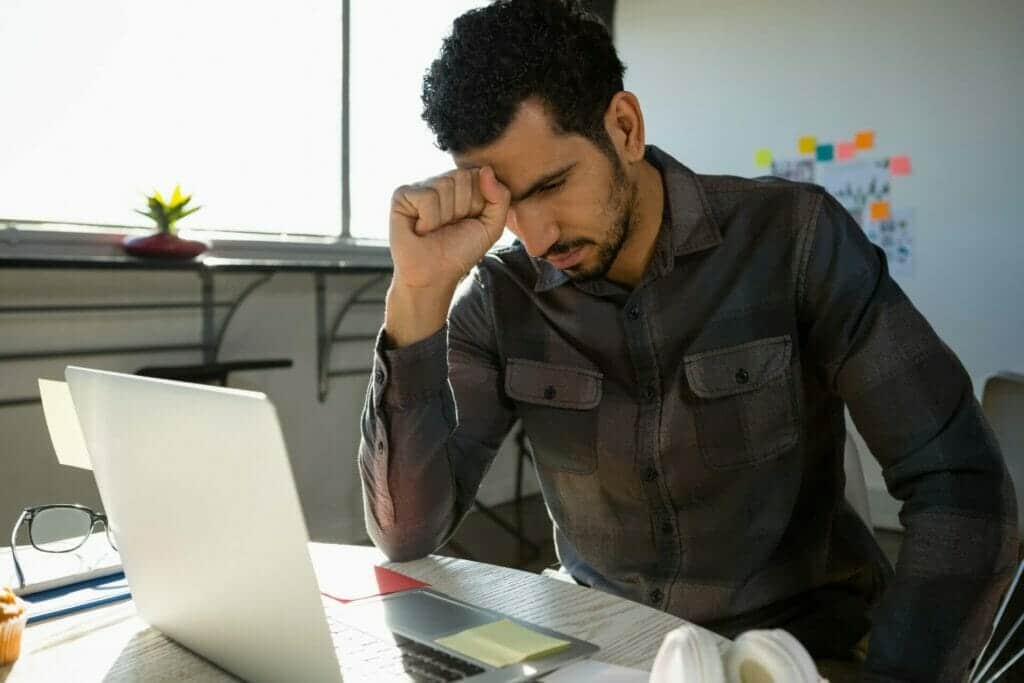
531, 145, 721, 293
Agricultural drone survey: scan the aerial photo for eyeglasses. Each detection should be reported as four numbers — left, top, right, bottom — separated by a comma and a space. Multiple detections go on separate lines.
10, 504, 118, 589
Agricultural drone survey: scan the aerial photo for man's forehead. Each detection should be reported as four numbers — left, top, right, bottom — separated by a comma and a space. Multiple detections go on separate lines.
452, 100, 578, 191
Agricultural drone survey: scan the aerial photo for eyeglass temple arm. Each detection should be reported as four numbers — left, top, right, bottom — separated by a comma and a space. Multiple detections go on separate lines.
10, 510, 27, 589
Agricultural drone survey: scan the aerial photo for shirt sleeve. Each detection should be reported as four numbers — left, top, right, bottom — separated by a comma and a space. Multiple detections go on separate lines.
797, 190, 1019, 681
358, 266, 517, 561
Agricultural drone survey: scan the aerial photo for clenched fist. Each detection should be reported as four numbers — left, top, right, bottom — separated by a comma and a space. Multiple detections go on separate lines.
389, 166, 511, 290
384, 166, 511, 348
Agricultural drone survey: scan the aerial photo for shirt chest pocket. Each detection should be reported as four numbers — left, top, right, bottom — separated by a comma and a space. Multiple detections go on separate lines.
683, 335, 798, 470
504, 358, 602, 475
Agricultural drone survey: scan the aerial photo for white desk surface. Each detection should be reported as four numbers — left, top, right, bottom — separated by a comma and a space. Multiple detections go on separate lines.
1, 542, 726, 681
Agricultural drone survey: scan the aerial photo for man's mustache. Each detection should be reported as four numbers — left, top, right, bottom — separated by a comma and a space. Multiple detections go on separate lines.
543, 239, 594, 259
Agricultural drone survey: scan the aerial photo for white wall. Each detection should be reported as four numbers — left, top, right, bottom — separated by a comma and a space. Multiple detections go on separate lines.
616, 0, 1024, 526
0, 265, 536, 544
6, 1, 1021, 541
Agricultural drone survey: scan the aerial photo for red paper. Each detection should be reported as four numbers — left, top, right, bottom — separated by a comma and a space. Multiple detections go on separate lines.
321, 565, 429, 604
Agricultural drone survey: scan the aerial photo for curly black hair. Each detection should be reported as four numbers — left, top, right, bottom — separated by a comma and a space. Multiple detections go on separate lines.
421, 0, 625, 155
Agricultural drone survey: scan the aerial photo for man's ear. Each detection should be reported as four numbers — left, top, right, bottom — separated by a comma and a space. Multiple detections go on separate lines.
604, 91, 646, 164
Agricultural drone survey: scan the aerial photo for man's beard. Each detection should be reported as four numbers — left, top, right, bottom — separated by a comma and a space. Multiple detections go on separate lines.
548, 155, 638, 283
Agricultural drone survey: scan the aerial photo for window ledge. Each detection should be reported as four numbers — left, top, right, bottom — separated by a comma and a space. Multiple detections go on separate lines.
0, 221, 392, 269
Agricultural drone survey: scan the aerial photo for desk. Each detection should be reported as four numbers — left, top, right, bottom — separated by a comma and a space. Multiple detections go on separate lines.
1, 543, 726, 681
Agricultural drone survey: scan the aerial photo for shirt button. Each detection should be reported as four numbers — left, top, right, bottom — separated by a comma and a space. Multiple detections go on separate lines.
642, 466, 658, 482
543, 385, 557, 400
374, 369, 385, 384
735, 368, 750, 385
644, 384, 656, 401
627, 305, 641, 321
649, 588, 663, 604
661, 521, 673, 535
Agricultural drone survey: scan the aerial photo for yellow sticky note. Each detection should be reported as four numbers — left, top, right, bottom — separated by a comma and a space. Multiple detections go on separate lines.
870, 201, 891, 220
798, 136, 817, 154
855, 130, 875, 150
435, 619, 571, 668
754, 148, 773, 167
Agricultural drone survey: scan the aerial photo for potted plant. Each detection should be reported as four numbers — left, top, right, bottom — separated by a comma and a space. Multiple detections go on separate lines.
123, 185, 207, 259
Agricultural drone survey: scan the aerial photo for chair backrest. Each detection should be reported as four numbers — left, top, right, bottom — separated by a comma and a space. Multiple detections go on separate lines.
982, 372, 1024, 530
843, 432, 873, 529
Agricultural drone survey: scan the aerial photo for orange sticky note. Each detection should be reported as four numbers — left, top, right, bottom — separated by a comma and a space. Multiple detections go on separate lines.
854, 130, 875, 150
869, 201, 890, 220
890, 155, 912, 176
837, 141, 856, 160
798, 136, 817, 154
754, 148, 773, 167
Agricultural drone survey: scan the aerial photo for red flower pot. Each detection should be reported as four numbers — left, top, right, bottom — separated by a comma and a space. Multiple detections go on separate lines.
122, 233, 207, 259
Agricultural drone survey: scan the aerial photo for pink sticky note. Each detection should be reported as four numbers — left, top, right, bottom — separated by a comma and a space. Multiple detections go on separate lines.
890, 155, 912, 176
837, 141, 856, 160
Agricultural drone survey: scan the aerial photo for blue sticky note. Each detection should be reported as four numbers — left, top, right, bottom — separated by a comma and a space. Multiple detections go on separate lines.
816, 144, 834, 162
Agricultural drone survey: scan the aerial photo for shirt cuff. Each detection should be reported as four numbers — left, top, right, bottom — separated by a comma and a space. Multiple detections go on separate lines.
373, 325, 449, 410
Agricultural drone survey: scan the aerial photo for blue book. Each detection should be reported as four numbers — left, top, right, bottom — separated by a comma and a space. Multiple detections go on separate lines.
22, 571, 131, 624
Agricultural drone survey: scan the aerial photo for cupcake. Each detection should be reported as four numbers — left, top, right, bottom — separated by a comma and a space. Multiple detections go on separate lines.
0, 587, 28, 666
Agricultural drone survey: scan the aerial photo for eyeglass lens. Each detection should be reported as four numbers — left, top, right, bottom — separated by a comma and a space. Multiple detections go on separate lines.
31, 507, 94, 552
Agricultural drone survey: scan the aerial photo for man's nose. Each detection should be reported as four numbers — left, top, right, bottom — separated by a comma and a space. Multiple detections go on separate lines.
507, 206, 558, 258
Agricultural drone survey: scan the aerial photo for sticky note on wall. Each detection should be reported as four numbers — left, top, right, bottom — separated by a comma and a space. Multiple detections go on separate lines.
816, 144, 834, 162
754, 148, 773, 167
854, 130, 875, 150
837, 141, 856, 160
890, 155, 912, 176
869, 201, 891, 220
798, 136, 817, 154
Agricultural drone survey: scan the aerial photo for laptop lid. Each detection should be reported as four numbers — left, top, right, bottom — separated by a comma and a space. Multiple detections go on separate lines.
64, 366, 342, 683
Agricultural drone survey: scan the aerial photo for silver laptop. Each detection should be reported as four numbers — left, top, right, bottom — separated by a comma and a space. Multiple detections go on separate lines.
64, 366, 597, 682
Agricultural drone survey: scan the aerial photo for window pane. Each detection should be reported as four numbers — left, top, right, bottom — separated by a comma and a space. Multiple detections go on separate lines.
0, 1, 342, 237
349, 2, 512, 245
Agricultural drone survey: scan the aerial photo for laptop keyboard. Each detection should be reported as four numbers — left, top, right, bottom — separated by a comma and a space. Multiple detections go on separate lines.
326, 611, 487, 682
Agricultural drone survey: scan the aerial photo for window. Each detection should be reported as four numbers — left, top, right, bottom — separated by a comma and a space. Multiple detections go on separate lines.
0, 1, 504, 246
348, 1, 488, 241
0, 1, 342, 237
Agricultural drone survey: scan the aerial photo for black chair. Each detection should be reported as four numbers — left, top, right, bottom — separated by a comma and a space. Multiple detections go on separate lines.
136, 359, 293, 386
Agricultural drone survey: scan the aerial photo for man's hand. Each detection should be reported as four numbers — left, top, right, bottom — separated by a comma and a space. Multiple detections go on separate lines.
384, 166, 511, 348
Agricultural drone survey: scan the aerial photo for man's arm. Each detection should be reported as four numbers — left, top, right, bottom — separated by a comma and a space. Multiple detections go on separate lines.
798, 192, 1019, 681
359, 268, 516, 561
358, 164, 514, 561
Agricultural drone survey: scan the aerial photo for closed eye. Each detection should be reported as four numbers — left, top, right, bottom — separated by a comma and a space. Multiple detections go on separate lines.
538, 178, 566, 195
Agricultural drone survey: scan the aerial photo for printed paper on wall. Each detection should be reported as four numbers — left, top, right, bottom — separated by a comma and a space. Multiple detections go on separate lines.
817, 158, 891, 226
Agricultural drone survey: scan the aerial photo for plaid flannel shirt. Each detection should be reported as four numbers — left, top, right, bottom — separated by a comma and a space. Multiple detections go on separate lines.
359, 146, 1018, 681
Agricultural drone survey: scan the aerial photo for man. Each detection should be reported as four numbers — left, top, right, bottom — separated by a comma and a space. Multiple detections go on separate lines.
358, 1, 1018, 680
